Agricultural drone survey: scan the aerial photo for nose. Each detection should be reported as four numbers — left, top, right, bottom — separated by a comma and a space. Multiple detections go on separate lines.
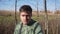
24, 16, 28, 20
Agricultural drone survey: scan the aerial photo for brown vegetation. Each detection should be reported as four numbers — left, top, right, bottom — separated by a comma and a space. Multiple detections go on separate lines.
0, 10, 60, 34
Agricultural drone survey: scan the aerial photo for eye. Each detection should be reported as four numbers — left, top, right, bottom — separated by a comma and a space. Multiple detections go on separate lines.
26, 15, 30, 17
22, 15, 25, 17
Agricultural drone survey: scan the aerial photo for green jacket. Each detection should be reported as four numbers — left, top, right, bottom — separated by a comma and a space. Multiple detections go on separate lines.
14, 19, 43, 34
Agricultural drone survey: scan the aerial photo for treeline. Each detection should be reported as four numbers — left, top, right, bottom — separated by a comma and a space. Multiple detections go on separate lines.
0, 10, 60, 16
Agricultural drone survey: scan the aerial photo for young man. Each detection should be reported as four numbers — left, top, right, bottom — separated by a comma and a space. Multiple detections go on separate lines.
14, 5, 43, 34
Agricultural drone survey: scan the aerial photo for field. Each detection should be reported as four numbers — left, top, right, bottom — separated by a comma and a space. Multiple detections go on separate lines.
0, 10, 60, 34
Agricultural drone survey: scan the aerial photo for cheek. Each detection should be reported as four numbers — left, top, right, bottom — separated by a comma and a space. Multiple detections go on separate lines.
28, 17, 30, 19
27, 17, 31, 20
20, 15, 24, 21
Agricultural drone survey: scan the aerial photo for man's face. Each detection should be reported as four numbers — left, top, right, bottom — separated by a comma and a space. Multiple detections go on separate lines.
20, 12, 32, 25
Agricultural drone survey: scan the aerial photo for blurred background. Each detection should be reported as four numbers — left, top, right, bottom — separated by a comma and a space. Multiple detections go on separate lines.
0, 0, 60, 34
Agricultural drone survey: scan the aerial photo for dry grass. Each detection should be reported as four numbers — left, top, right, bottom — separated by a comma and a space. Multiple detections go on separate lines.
0, 10, 60, 34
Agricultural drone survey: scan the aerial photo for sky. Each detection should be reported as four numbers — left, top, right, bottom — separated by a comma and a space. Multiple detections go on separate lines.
0, 0, 60, 12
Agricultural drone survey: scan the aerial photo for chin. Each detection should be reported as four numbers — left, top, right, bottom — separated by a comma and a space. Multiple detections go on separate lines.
23, 22, 28, 25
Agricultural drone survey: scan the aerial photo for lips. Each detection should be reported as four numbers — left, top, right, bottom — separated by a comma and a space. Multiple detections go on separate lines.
24, 20, 28, 22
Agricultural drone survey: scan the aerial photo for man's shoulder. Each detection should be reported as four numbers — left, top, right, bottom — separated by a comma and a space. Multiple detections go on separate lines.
16, 22, 21, 26
33, 21, 43, 34
31, 19, 40, 25
31, 19, 41, 27
15, 22, 22, 29
34, 21, 41, 28
33, 21, 41, 27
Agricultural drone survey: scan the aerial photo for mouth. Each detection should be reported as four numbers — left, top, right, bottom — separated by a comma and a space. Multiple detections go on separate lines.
24, 21, 28, 23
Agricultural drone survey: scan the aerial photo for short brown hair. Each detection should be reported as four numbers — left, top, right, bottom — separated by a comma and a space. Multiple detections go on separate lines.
19, 5, 32, 13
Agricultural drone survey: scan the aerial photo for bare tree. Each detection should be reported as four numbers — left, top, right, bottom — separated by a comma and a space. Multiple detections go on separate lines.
43, 0, 48, 34
15, 0, 17, 24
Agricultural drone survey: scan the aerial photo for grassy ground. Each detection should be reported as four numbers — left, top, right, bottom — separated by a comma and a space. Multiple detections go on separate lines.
0, 14, 60, 34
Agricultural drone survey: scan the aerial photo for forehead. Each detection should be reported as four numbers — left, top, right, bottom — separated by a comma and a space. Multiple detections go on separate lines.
20, 12, 30, 15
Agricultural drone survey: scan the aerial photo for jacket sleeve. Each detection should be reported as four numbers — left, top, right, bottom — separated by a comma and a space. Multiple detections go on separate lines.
34, 22, 43, 34
14, 24, 20, 34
